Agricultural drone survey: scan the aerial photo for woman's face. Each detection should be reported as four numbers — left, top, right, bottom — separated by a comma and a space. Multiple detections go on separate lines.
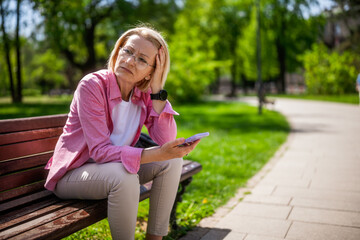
114, 34, 158, 87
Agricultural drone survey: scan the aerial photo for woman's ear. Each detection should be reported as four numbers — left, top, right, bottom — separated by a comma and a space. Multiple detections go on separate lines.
145, 75, 151, 80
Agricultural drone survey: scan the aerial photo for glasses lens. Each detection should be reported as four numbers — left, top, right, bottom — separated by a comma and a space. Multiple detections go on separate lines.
120, 48, 150, 70
136, 61, 147, 70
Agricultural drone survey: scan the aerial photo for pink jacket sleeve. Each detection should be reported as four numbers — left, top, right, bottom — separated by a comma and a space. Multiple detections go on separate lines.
145, 98, 179, 146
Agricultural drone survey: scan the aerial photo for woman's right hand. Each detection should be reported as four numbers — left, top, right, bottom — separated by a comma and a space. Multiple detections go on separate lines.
141, 138, 200, 164
160, 138, 200, 160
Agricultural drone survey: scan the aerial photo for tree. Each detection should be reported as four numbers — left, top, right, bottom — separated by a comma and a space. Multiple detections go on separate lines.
33, 0, 117, 77
265, 0, 320, 93
166, 0, 233, 102
0, 0, 16, 101
326, 0, 360, 53
0, 0, 23, 103
32, 0, 181, 90
221, 0, 252, 97
302, 43, 360, 94
15, 0, 23, 102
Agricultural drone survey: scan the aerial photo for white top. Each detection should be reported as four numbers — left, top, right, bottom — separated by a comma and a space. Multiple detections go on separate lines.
110, 94, 141, 146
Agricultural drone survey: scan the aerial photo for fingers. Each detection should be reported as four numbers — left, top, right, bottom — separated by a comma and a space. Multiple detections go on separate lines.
177, 139, 201, 156
155, 47, 165, 70
159, 138, 200, 160
151, 47, 165, 91
159, 47, 165, 67
170, 138, 185, 147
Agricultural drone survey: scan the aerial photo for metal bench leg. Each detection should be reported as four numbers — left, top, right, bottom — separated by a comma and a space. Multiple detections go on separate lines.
170, 177, 193, 230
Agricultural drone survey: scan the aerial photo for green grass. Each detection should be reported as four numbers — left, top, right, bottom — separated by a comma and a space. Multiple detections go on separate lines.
0, 96, 73, 119
0, 96, 290, 239
268, 93, 359, 105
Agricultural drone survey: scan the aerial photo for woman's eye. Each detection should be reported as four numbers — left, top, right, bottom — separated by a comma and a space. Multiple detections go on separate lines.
139, 58, 147, 64
124, 49, 132, 55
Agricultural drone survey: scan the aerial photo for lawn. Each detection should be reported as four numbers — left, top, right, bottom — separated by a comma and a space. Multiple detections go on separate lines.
0, 95, 73, 119
0, 96, 290, 239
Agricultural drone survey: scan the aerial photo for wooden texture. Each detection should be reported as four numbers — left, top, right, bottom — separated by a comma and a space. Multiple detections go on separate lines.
0, 114, 67, 134
0, 137, 58, 161
0, 152, 53, 175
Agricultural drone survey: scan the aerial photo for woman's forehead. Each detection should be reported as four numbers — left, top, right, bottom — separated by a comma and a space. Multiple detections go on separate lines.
124, 35, 157, 56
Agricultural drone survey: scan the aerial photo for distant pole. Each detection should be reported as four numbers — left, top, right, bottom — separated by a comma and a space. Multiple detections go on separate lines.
256, 0, 263, 115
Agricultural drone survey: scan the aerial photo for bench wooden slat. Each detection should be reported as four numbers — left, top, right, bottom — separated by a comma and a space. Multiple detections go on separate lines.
0, 152, 52, 175
0, 181, 46, 202
0, 189, 52, 213
0, 196, 61, 227
0, 114, 67, 134
7, 200, 107, 240
0, 137, 58, 161
180, 161, 202, 182
0, 167, 47, 192
0, 201, 97, 239
0, 127, 63, 145
0, 197, 69, 231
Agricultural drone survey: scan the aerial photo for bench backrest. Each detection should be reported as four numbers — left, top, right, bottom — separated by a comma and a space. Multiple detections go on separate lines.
0, 114, 68, 208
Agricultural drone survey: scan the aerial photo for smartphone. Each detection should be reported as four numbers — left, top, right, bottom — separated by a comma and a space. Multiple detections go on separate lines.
178, 132, 209, 147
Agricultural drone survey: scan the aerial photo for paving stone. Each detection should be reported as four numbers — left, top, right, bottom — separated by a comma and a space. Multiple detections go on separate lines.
243, 194, 291, 205
231, 202, 292, 219
244, 234, 284, 240
286, 222, 360, 240
216, 216, 291, 238
223, 231, 247, 240
273, 186, 360, 202
310, 176, 360, 192
251, 184, 276, 195
260, 176, 311, 188
265, 169, 304, 179
290, 197, 360, 212
179, 227, 212, 240
201, 228, 237, 240
289, 206, 360, 227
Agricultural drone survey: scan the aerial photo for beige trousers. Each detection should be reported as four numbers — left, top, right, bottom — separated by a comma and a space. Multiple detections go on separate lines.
54, 158, 183, 240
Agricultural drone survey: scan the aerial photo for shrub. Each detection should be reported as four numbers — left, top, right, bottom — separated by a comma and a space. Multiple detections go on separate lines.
302, 43, 360, 94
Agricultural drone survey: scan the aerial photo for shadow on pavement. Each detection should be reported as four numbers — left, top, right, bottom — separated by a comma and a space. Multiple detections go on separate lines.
179, 227, 231, 240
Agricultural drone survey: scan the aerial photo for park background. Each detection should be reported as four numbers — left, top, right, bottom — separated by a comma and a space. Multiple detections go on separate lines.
0, 0, 359, 239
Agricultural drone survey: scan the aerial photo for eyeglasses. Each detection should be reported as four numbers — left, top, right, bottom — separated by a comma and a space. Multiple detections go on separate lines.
119, 48, 155, 70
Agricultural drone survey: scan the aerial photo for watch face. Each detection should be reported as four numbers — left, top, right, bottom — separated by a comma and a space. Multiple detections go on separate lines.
160, 90, 168, 100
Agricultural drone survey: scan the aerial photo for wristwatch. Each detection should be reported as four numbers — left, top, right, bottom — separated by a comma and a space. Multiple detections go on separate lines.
150, 89, 168, 101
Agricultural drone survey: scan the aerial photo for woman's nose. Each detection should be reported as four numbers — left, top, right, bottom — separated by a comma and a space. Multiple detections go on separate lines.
126, 55, 136, 66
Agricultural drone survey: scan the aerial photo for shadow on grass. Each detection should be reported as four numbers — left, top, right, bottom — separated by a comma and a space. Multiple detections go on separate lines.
174, 101, 290, 134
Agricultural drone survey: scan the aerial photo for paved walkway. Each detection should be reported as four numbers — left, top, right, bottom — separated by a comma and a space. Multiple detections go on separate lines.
181, 97, 360, 240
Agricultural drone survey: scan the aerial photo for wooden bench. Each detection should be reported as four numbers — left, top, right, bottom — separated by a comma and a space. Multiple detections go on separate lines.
0, 114, 202, 240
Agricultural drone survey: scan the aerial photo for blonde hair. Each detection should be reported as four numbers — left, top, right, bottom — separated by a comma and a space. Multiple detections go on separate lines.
107, 26, 170, 92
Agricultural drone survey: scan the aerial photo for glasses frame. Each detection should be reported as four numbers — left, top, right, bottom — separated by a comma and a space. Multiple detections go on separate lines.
119, 47, 156, 70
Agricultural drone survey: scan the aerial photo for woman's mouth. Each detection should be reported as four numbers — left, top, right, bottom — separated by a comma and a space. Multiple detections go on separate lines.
120, 66, 133, 75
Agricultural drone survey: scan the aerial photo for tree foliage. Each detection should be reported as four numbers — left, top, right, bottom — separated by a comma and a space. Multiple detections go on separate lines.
302, 43, 360, 94
1, 0, 357, 102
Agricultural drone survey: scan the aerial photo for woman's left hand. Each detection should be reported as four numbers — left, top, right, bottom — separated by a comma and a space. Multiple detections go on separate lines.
150, 46, 166, 93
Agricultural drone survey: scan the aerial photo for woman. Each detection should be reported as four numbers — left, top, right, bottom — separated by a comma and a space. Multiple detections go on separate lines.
44, 26, 200, 240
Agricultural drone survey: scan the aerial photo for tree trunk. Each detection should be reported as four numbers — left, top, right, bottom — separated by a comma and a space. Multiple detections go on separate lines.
276, 39, 286, 93
15, 0, 22, 103
241, 73, 248, 95
0, 0, 16, 103
229, 57, 237, 97
82, 22, 96, 75
211, 67, 220, 94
